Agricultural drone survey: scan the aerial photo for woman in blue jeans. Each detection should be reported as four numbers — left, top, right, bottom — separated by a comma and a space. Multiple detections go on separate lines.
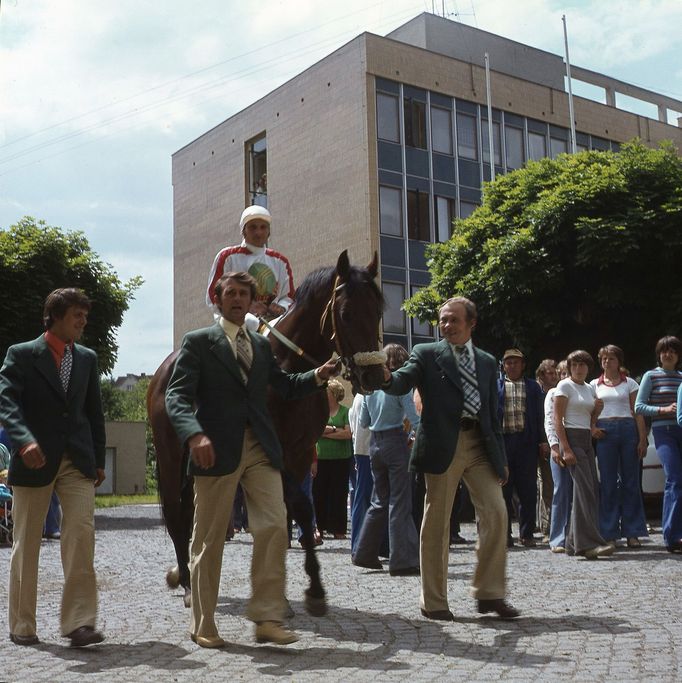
635, 336, 682, 553
590, 345, 648, 548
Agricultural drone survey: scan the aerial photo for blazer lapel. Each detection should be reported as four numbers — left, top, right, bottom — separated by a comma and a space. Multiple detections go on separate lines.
32, 336, 65, 399
67, 345, 89, 399
435, 340, 463, 394
208, 324, 244, 384
472, 346, 491, 403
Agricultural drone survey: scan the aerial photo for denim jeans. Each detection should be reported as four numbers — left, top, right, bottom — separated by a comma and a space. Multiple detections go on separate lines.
549, 456, 572, 548
652, 424, 682, 548
595, 418, 647, 540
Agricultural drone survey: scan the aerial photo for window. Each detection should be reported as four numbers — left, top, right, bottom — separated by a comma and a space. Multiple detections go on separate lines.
411, 286, 433, 337
377, 92, 400, 143
379, 186, 403, 237
528, 132, 547, 161
481, 121, 502, 166
504, 126, 524, 169
460, 201, 478, 219
407, 189, 430, 241
456, 113, 478, 160
550, 137, 568, 158
431, 106, 453, 155
382, 282, 406, 334
435, 196, 455, 242
404, 97, 427, 149
246, 134, 267, 207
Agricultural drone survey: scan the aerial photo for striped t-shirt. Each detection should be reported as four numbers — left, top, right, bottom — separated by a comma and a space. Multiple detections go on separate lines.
634, 368, 682, 426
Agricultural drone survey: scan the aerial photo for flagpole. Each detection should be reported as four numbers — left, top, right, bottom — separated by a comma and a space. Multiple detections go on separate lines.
484, 52, 495, 181
562, 15, 577, 154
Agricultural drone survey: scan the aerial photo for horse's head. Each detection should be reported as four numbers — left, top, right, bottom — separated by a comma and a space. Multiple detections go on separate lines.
321, 250, 386, 393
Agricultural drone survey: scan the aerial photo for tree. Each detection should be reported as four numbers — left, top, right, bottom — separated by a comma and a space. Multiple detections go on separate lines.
0, 217, 142, 374
405, 140, 682, 375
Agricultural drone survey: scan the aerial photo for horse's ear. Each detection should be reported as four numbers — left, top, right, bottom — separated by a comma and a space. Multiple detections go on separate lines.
336, 250, 351, 281
366, 251, 378, 279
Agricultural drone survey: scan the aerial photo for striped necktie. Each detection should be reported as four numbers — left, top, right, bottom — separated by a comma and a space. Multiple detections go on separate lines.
236, 328, 252, 384
456, 345, 481, 417
60, 345, 72, 393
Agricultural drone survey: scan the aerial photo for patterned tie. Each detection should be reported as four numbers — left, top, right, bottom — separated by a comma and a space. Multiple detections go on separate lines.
60, 345, 72, 393
456, 345, 481, 417
236, 328, 252, 384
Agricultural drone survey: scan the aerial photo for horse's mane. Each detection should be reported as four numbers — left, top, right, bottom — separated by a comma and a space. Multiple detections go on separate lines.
294, 264, 384, 310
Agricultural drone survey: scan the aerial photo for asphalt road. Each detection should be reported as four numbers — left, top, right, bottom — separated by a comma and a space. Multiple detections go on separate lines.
0, 504, 680, 682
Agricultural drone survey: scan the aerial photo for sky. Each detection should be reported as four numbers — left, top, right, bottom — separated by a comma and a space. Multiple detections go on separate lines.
1, 0, 681, 377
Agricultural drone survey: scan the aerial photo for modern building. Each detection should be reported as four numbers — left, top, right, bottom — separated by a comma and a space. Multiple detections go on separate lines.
172, 12, 682, 349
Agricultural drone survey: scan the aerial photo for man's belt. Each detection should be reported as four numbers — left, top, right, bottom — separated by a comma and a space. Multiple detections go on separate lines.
460, 417, 478, 431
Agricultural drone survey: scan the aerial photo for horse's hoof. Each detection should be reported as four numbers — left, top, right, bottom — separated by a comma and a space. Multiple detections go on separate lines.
183, 589, 192, 608
304, 593, 327, 617
166, 566, 180, 589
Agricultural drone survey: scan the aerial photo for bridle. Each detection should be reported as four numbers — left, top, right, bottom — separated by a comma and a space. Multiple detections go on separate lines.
319, 275, 386, 386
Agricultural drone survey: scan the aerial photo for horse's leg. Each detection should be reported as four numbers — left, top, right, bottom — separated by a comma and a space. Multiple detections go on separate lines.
282, 470, 327, 617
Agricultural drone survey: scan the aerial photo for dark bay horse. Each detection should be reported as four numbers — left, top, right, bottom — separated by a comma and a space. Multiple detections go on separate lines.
147, 250, 385, 615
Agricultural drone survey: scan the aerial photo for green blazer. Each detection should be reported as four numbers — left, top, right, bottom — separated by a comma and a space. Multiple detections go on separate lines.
0, 335, 106, 487
165, 323, 322, 477
384, 339, 507, 478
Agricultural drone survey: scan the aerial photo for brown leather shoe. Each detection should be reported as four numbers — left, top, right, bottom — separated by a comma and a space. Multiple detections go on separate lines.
67, 626, 104, 647
9, 633, 39, 646
255, 621, 299, 645
520, 537, 537, 548
420, 608, 455, 621
477, 599, 520, 619
190, 633, 225, 648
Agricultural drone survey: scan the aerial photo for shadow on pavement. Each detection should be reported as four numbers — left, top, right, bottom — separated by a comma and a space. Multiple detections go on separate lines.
33, 640, 203, 674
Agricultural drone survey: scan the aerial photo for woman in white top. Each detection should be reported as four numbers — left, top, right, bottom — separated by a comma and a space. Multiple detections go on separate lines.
545, 361, 571, 552
590, 345, 648, 548
554, 350, 613, 559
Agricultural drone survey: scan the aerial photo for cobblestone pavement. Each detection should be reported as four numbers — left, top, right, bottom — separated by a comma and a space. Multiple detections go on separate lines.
0, 504, 680, 682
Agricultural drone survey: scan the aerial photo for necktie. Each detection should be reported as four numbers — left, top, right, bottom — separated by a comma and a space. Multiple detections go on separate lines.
60, 345, 72, 393
456, 345, 481, 417
236, 328, 252, 384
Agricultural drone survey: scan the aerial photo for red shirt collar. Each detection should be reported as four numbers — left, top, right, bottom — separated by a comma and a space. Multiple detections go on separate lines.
45, 330, 72, 361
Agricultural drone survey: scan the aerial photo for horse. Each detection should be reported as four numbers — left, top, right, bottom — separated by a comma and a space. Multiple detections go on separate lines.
147, 250, 385, 616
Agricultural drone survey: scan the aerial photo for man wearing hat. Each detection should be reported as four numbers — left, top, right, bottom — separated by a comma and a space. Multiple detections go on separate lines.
497, 349, 548, 547
206, 206, 295, 331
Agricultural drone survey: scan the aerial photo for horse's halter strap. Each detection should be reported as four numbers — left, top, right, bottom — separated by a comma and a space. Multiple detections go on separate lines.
319, 275, 345, 359
319, 276, 386, 383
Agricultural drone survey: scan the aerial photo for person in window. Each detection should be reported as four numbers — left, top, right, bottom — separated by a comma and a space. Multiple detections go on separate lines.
206, 205, 294, 331
636, 336, 682, 553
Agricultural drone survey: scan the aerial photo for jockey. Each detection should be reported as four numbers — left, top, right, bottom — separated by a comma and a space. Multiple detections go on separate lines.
206, 205, 295, 331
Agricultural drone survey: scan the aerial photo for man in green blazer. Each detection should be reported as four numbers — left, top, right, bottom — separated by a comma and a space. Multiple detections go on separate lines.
166, 271, 338, 649
383, 297, 519, 621
0, 288, 106, 647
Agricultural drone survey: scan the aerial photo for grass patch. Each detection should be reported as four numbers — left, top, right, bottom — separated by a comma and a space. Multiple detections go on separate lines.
95, 493, 158, 509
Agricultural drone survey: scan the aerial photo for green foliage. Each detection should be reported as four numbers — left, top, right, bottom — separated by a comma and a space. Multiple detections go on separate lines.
101, 377, 157, 494
0, 217, 143, 374
405, 141, 682, 374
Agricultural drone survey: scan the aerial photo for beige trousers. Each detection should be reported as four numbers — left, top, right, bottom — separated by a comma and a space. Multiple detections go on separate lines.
420, 426, 508, 612
190, 427, 288, 638
9, 457, 98, 637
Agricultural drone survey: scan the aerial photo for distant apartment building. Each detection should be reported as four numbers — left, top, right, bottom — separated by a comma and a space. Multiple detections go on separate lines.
172, 12, 682, 349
